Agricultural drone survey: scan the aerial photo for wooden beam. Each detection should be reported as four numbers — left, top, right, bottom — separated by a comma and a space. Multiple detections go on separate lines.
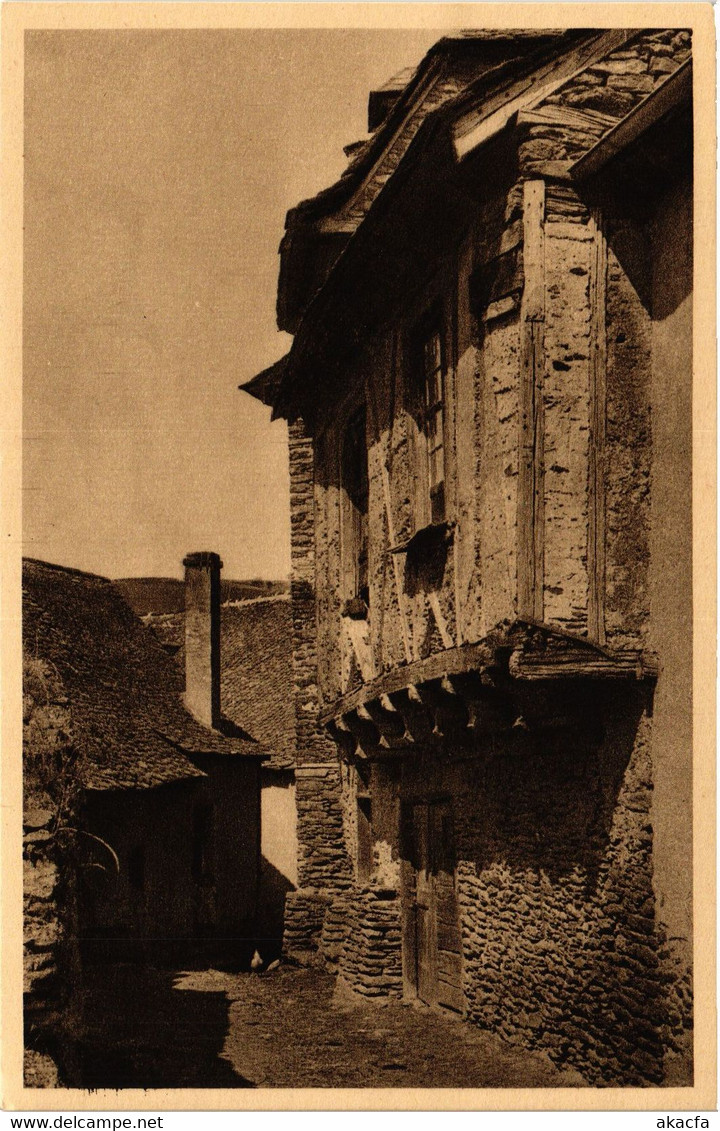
588, 209, 607, 645
518, 103, 616, 135
344, 709, 381, 748
453, 30, 638, 161
427, 591, 455, 650
365, 343, 414, 664
572, 60, 692, 181
363, 698, 407, 739
342, 615, 375, 682
325, 718, 358, 759
518, 179, 546, 622
508, 648, 659, 681
388, 687, 435, 745
319, 640, 495, 725
417, 677, 466, 716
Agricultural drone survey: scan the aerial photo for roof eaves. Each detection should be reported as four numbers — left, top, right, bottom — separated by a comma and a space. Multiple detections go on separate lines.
287, 31, 574, 228
452, 28, 639, 161
239, 356, 289, 407
265, 33, 620, 420
571, 57, 692, 180
287, 51, 446, 226
156, 726, 271, 761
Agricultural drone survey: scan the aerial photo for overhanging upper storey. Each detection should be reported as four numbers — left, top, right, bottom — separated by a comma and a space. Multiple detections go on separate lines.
242, 28, 692, 717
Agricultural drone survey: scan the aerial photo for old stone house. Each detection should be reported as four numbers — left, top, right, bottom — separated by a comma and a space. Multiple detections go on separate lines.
23, 557, 266, 979
244, 29, 693, 1086
141, 563, 297, 958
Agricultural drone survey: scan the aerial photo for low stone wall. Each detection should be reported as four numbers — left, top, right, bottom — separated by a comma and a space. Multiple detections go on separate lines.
24, 808, 83, 1086
23, 656, 84, 1086
319, 887, 403, 1000
283, 889, 332, 963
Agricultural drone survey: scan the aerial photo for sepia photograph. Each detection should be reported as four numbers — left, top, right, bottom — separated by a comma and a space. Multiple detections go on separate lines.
2, 2, 715, 1110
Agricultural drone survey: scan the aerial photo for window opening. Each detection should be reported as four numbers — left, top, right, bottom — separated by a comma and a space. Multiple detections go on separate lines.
422, 328, 446, 525
192, 801, 214, 885
357, 792, 373, 882
342, 405, 370, 607
128, 846, 145, 891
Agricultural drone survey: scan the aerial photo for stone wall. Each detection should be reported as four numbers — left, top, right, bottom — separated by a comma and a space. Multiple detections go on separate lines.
24, 811, 83, 1087
23, 657, 83, 1086
452, 704, 667, 1086
284, 420, 352, 952
368, 688, 682, 1087
289, 419, 339, 769
283, 890, 332, 962
319, 888, 403, 1000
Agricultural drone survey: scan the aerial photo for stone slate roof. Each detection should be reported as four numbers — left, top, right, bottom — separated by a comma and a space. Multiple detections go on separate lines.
22, 559, 265, 792
145, 596, 296, 771
220, 599, 295, 770
260, 27, 691, 424
287, 30, 572, 230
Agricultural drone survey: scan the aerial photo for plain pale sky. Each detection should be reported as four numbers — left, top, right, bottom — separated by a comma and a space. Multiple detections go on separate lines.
23, 28, 444, 580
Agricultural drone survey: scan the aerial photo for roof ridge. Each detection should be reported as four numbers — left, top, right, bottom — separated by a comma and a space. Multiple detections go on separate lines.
221, 594, 290, 609
23, 557, 111, 583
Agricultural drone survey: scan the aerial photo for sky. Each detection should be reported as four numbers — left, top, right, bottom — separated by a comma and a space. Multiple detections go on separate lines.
23, 27, 444, 581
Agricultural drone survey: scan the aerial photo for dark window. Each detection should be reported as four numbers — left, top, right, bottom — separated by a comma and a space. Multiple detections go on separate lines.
421, 327, 446, 525
341, 405, 370, 607
192, 802, 214, 884
357, 793, 373, 882
128, 846, 145, 891
411, 318, 447, 529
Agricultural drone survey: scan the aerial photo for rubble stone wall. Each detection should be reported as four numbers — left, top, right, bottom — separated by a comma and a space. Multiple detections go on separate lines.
391, 694, 678, 1087
23, 658, 83, 1086
285, 419, 352, 947
319, 889, 403, 1000
451, 710, 667, 1087
283, 889, 332, 962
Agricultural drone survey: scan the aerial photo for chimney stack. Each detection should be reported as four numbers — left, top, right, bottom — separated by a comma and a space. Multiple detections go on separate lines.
183, 551, 222, 729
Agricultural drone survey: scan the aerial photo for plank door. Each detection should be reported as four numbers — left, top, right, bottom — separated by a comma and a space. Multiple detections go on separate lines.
403, 800, 464, 1013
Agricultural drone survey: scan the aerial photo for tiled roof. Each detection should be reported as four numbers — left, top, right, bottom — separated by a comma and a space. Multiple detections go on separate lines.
145, 596, 296, 771
22, 559, 265, 792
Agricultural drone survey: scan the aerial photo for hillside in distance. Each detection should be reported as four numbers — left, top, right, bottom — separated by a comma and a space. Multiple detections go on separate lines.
114, 575, 289, 616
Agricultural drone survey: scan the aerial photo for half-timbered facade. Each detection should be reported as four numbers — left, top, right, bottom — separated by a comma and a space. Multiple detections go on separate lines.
244, 28, 693, 1086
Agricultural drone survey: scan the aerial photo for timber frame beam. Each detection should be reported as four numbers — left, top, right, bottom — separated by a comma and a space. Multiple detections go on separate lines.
518, 178, 546, 621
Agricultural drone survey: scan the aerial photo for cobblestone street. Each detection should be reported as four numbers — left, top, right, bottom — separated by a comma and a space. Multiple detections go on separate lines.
81, 962, 586, 1089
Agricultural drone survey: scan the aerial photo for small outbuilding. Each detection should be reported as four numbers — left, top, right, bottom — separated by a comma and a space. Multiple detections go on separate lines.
23, 556, 267, 967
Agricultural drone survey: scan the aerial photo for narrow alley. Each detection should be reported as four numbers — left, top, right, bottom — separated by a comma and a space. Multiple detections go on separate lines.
79, 963, 586, 1090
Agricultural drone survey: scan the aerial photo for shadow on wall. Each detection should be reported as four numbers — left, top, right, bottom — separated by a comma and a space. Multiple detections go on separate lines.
257, 856, 295, 963
80, 964, 253, 1088
469, 685, 652, 892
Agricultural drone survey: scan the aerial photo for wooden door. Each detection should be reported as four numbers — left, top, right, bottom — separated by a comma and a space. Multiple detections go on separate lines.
402, 800, 464, 1013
